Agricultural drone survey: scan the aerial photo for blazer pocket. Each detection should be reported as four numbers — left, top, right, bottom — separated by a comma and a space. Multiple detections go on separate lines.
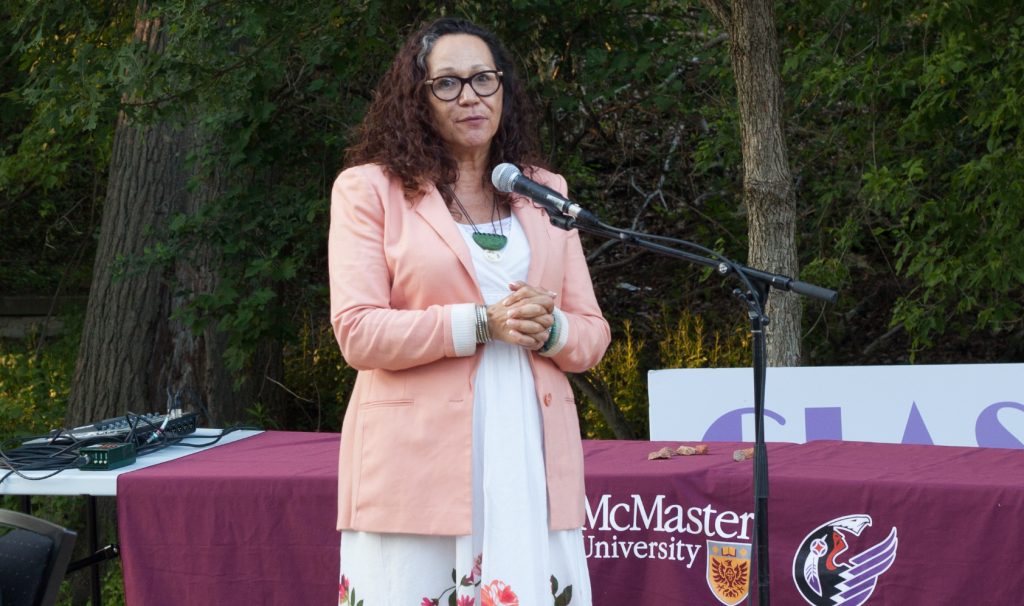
352, 397, 471, 523
360, 398, 414, 409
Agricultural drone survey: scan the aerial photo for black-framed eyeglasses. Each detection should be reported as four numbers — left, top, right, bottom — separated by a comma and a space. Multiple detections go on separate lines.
424, 70, 503, 102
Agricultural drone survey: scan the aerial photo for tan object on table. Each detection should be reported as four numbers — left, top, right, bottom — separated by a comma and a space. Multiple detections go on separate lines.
647, 446, 676, 460
676, 444, 709, 456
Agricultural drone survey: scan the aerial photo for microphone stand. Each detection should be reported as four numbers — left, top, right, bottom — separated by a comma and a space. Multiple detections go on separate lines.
546, 213, 837, 606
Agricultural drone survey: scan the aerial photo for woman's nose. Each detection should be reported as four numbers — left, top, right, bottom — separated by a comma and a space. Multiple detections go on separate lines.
457, 85, 480, 105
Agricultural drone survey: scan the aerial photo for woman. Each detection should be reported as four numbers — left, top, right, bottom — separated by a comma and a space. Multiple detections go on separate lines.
329, 17, 610, 605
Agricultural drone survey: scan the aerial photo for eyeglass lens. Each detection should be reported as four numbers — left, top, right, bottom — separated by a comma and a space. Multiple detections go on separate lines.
430, 71, 501, 101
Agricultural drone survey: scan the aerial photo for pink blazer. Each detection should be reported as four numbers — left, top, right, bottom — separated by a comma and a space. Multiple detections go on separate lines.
328, 163, 610, 535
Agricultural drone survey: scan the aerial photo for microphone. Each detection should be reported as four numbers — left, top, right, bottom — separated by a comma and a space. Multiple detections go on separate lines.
491, 163, 600, 225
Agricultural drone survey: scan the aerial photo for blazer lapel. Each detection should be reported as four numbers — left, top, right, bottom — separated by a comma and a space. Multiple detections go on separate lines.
414, 189, 552, 293
512, 200, 550, 288
414, 186, 479, 287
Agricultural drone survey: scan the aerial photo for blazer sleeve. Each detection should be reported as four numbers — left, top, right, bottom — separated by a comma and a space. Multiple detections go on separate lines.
537, 172, 611, 373
328, 166, 469, 371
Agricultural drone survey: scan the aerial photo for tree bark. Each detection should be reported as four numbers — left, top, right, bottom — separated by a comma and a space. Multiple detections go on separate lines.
705, 0, 802, 366
67, 119, 187, 425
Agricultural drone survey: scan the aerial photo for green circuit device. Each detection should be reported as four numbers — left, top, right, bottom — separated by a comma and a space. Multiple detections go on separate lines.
79, 442, 137, 470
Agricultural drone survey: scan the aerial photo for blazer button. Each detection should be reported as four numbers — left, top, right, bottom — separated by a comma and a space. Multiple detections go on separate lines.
543, 393, 552, 407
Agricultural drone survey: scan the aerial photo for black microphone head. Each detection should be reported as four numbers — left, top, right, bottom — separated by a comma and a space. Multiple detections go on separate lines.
491, 163, 521, 194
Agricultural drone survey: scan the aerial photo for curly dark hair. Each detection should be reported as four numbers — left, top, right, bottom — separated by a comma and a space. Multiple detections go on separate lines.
344, 17, 542, 202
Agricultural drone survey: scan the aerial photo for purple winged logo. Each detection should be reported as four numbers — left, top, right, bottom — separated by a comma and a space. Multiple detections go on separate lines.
792, 514, 898, 606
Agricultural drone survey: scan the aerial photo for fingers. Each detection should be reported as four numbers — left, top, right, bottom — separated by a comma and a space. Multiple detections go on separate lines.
493, 322, 546, 349
506, 329, 547, 350
506, 314, 553, 336
500, 314, 553, 350
504, 281, 556, 316
508, 303, 553, 323
507, 280, 557, 300
486, 304, 553, 349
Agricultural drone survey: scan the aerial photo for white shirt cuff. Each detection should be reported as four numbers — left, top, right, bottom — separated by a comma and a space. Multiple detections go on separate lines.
539, 307, 569, 357
450, 303, 477, 357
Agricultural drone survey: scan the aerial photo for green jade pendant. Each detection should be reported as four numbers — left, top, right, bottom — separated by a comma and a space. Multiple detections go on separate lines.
472, 232, 508, 251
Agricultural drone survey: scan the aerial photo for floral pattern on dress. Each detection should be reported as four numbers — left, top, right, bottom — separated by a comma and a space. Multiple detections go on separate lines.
466, 554, 482, 586
339, 574, 363, 606
358, 551, 574, 605
422, 553, 483, 606
550, 574, 573, 606
481, 580, 519, 606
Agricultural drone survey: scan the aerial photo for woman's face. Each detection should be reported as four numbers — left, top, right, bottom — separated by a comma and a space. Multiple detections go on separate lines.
424, 34, 503, 162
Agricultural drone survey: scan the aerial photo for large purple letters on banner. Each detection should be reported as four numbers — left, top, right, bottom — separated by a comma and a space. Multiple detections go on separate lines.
703, 401, 1024, 448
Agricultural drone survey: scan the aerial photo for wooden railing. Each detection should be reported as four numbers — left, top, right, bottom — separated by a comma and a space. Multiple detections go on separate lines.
0, 296, 87, 339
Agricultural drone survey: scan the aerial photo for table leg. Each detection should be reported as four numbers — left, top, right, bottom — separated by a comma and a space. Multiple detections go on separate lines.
88, 495, 102, 606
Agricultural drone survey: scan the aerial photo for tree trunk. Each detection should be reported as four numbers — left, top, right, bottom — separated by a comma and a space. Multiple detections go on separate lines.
68, 4, 280, 430
67, 119, 188, 425
166, 135, 284, 426
704, 0, 802, 366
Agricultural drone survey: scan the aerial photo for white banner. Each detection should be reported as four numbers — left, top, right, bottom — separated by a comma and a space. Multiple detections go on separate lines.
648, 363, 1024, 448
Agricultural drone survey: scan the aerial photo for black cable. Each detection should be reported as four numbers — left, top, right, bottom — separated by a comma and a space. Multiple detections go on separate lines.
157, 425, 262, 449
0, 436, 87, 485
0, 410, 216, 485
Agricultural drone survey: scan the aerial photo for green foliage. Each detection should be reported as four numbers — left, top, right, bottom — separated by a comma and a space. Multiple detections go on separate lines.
780, 0, 1024, 358
658, 310, 749, 369
0, 315, 103, 603
129, 2, 381, 374
0, 1, 126, 295
0, 325, 80, 438
496, 0, 744, 243
585, 319, 646, 438
97, 561, 127, 606
273, 315, 356, 432
583, 311, 748, 438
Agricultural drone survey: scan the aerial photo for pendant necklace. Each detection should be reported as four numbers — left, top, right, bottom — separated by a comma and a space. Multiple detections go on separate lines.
449, 187, 508, 262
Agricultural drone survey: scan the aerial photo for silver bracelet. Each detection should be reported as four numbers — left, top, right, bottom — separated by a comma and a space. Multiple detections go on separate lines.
474, 305, 492, 344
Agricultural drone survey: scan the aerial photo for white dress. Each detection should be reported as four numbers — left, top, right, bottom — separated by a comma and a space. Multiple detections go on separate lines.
339, 214, 592, 606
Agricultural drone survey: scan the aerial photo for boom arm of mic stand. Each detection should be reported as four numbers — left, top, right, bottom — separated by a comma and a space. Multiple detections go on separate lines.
549, 213, 838, 304
547, 214, 724, 272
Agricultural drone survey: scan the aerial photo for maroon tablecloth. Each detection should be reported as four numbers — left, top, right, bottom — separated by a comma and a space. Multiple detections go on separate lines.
117, 431, 340, 606
583, 439, 1024, 605
117, 432, 1024, 606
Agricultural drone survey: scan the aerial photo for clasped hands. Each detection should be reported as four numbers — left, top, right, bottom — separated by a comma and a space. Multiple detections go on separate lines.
486, 281, 556, 351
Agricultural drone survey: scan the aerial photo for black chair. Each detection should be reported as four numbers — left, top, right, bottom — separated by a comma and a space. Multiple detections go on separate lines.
0, 509, 77, 606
